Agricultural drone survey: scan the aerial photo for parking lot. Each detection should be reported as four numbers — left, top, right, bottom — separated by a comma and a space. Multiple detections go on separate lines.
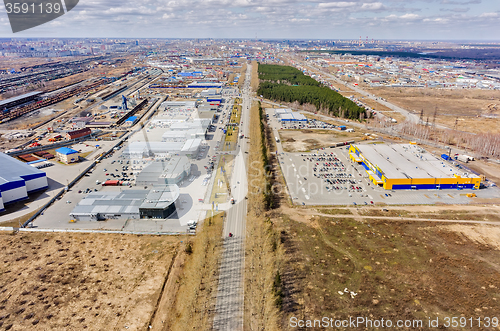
279, 146, 500, 206
279, 117, 340, 130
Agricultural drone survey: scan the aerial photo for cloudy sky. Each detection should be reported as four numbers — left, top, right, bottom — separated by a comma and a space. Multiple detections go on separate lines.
0, 0, 499, 40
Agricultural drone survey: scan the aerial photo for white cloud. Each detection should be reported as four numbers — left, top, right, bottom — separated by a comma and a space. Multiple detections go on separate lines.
360, 2, 385, 10
479, 12, 498, 18
441, 0, 481, 4
318, 2, 356, 9
423, 17, 449, 23
400, 13, 420, 20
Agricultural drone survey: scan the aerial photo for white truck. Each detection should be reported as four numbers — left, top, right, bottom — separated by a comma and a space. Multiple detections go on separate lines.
275, 136, 280, 143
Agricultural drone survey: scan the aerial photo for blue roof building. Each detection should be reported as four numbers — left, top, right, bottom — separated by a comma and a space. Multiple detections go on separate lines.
125, 116, 139, 126
55, 147, 80, 164
55, 147, 79, 155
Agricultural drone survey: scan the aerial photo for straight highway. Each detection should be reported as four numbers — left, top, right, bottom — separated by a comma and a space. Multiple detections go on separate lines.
213, 63, 252, 330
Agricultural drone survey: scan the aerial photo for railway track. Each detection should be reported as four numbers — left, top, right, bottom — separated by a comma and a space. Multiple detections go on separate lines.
0, 78, 111, 123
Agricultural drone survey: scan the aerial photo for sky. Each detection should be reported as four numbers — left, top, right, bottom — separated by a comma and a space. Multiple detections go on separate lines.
0, 0, 499, 40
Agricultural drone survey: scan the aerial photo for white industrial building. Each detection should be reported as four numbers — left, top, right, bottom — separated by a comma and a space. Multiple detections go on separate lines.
200, 88, 221, 97
169, 118, 211, 132
69, 185, 180, 221
161, 101, 197, 110
122, 139, 202, 159
136, 156, 191, 186
162, 129, 205, 142
272, 108, 307, 122
0, 153, 48, 211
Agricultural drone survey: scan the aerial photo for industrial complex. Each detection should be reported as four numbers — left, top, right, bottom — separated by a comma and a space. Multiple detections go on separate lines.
349, 144, 481, 190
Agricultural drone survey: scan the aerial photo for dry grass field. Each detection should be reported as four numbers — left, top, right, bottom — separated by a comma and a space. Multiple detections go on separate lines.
244, 102, 282, 331
265, 204, 500, 330
367, 87, 500, 133
239, 62, 247, 89
279, 129, 366, 152
250, 61, 259, 92
159, 212, 224, 331
0, 232, 178, 331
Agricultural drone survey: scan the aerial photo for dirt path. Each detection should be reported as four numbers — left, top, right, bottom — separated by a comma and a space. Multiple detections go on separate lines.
148, 250, 184, 330
312, 219, 362, 291
306, 211, 500, 225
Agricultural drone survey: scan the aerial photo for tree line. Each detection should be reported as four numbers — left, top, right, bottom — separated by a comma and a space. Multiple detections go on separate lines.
257, 64, 367, 121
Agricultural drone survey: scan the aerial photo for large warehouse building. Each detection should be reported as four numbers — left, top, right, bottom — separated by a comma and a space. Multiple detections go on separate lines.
349, 144, 480, 190
69, 185, 179, 221
136, 157, 191, 186
272, 108, 307, 122
0, 153, 48, 211
122, 139, 202, 159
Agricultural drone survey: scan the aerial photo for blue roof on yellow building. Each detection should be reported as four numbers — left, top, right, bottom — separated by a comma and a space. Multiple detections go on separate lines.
55, 147, 79, 155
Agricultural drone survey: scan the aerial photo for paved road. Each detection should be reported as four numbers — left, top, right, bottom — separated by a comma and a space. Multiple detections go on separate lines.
213, 63, 252, 330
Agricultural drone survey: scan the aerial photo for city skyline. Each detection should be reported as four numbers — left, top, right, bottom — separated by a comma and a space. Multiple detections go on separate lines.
0, 0, 499, 40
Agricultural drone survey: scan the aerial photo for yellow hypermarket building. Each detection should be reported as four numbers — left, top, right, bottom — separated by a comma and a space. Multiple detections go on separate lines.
349, 144, 480, 190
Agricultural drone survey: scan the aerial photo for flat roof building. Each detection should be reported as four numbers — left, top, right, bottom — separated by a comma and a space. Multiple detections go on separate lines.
122, 139, 201, 159
55, 147, 80, 164
0, 152, 48, 211
161, 129, 205, 142
136, 157, 191, 186
161, 101, 197, 110
274, 108, 307, 122
349, 144, 481, 190
69, 185, 179, 221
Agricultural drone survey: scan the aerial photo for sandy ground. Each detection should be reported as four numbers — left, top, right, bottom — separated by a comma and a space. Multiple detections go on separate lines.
0, 232, 178, 331
467, 159, 500, 185
437, 224, 500, 250
279, 129, 366, 152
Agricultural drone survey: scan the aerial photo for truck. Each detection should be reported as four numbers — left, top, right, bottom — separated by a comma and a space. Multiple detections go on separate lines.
187, 220, 197, 229
275, 136, 280, 143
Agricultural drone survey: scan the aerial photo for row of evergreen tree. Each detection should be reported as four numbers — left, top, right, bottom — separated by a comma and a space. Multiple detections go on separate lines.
257, 64, 367, 121
258, 64, 320, 86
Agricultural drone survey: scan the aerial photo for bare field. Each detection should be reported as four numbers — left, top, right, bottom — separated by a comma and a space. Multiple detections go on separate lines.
279, 129, 366, 152
0, 232, 178, 330
277, 211, 500, 330
367, 87, 500, 133
161, 213, 224, 331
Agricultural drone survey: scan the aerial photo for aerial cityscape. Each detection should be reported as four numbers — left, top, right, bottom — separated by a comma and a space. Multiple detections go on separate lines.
0, 0, 500, 330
